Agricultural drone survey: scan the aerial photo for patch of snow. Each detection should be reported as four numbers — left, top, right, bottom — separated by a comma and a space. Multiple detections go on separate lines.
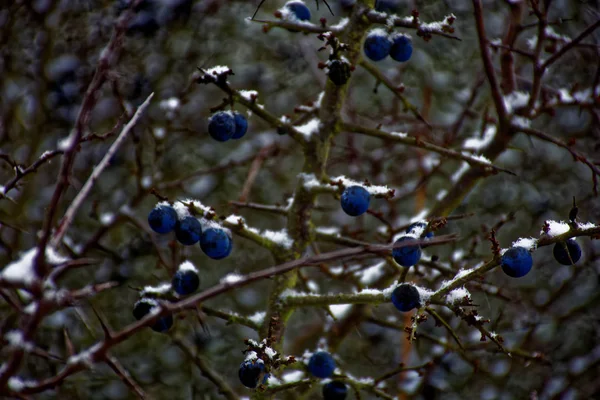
330, 17, 349, 31
578, 222, 597, 230
358, 261, 386, 285
512, 237, 538, 251
140, 283, 171, 296
248, 311, 266, 325
390, 131, 408, 139
178, 261, 197, 272
446, 287, 471, 303
5, 330, 33, 351
543, 220, 570, 237
330, 304, 352, 318
463, 125, 496, 151
221, 273, 244, 284
100, 213, 114, 226
239, 90, 258, 101
282, 370, 304, 383
295, 118, 321, 140
1, 247, 68, 285
316, 226, 340, 236
451, 162, 469, 182
205, 65, 231, 76
262, 229, 294, 249
503, 91, 530, 113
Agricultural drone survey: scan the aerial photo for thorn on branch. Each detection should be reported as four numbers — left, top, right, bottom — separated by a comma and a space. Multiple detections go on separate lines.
488, 228, 501, 257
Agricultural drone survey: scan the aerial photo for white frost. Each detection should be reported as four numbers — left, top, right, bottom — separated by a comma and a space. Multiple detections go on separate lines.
262, 229, 294, 249
463, 125, 496, 151
446, 287, 471, 304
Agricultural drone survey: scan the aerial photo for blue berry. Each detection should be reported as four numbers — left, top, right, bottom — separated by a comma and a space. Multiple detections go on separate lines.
308, 351, 336, 379
175, 216, 202, 245
375, 0, 399, 13
406, 222, 433, 239
501, 247, 533, 278
391, 284, 420, 312
148, 204, 177, 234
200, 228, 232, 259
323, 381, 348, 400
363, 30, 392, 61
208, 111, 235, 142
172, 269, 200, 295
232, 112, 248, 139
285, 1, 311, 21
392, 236, 422, 267
390, 34, 413, 62
553, 239, 581, 265
238, 359, 265, 388
340, 186, 370, 216
132, 299, 173, 333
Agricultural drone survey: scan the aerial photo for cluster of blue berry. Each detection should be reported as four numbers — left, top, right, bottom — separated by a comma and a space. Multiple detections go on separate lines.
364, 29, 413, 63
147, 203, 232, 259
500, 238, 581, 279
132, 262, 201, 333
207, 111, 248, 142
239, 350, 348, 399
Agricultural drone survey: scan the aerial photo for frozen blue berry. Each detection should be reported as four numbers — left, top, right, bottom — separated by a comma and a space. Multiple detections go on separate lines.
390, 34, 412, 62
132, 298, 173, 333
501, 247, 533, 278
375, 0, 399, 13
208, 111, 235, 142
323, 381, 347, 400
363, 30, 392, 61
391, 284, 420, 312
148, 204, 177, 234
175, 216, 202, 245
308, 351, 336, 378
172, 269, 200, 295
553, 239, 581, 265
238, 359, 265, 388
232, 112, 248, 139
200, 228, 232, 259
285, 1, 311, 21
406, 222, 433, 239
392, 236, 422, 267
340, 186, 370, 216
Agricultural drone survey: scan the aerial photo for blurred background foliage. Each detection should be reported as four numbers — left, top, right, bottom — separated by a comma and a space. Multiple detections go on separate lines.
1, 0, 600, 399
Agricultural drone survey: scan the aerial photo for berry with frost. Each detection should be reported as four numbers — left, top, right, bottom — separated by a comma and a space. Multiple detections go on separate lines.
340, 185, 370, 216
175, 216, 202, 245
285, 1, 311, 21
238, 359, 265, 388
200, 228, 232, 259
328, 60, 352, 86
323, 380, 348, 400
208, 111, 235, 142
392, 236, 422, 267
148, 204, 177, 234
132, 298, 173, 333
172, 269, 200, 295
390, 34, 412, 62
501, 247, 533, 278
232, 111, 248, 139
363, 30, 392, 61
391, 284, 420, 312
308, 351, 336, 378
553, 239, 582, 265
